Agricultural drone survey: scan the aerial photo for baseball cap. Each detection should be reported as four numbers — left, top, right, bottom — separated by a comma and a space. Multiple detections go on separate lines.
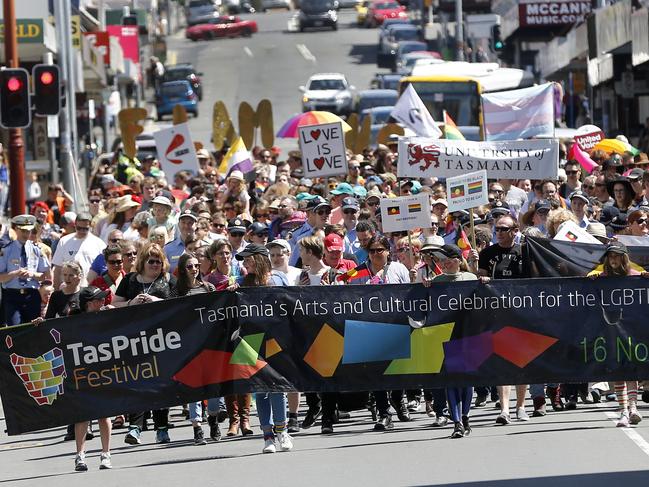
305, 196, 331, 212
79, 286, 109, 309
330, 182, 354, 196
235, 243, 270, 260
266, 239, 291, 254
11, 214, 36, 230
599, 205, 620, 225
228, 218, 247, 233
178, 210, 198, 222
324, 233, 344, 252
421, 235, 445, 252
249, 222, 269, 235
569, 191, 589, 204
627, 168, 645, 181
341, 197, 360, 211
535, 199, 551, 212
604, 241, 628, 256
434, 244, 463, 260
432, 198, 448, 208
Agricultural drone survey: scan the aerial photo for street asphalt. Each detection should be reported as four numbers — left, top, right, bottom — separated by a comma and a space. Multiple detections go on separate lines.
3, 9, 649, 487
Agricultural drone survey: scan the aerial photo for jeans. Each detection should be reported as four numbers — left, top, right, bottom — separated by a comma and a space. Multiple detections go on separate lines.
255, 393, 287, 433
206, 397, 225, 416
447, 387, 473, 422
189, 397, 225, 422
530, 383, 558, 398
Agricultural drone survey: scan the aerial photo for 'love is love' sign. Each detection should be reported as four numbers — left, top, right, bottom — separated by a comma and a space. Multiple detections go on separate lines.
298, 122, 348, 178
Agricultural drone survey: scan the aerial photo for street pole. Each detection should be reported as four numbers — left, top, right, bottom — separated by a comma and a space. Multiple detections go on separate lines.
3, 0, 26, 216
455, 0, 464, 61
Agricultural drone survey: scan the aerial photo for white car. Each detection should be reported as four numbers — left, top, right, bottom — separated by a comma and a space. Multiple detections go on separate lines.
262, 0, 291, 9
300, 73, 355, 116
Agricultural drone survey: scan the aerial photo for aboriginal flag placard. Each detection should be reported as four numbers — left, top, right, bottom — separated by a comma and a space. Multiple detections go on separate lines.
3, 277, 649, 435
445, 170, 488, 212
379, 193, 431, 233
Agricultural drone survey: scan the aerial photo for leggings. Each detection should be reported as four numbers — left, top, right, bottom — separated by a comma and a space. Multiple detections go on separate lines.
447, 387, 473, 423
615, 381, 638, 411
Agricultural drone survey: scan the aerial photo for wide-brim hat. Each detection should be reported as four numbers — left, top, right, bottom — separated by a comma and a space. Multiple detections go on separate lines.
114, 195, 141, 213
606, 177, 634, 198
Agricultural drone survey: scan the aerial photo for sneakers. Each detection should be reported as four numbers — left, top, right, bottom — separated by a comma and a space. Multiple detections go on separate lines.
591, 388, 602, 404
193, 426, 207, 446
532, 396, 547, 417
85, 425, 94, 441
462, 416, 471, 437
407, 400, 421, 412
630, 408, 643, 425
287, 415, 300, 434
373, 414, 394, 431
642, 390, 649, 404
262, 438, 276, 453
565, 397, 578, 410
617, 411, 630, 427
156, 428, 171, 444
516, 407, 530, 422
425, 401, 435, 417
321, 419, 334, 434
450, 422, 465, 439
99, 452, 112, 470
495, 412, 511, 425
278, 431, 293, 451
74, 453, 88, 472
124, 427, 141, 445
301, 406, 322, 429
432, 415, 448, 427
396, 401, 411, 422
474, 393, 488, 408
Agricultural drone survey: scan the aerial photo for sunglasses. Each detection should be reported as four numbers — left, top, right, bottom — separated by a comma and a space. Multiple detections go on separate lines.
343, 209, 358, 215
254, 232, 268, 237
255, 213, 270, 219
495, 226, 513, 233
109, 238, 120, 243
492, 189, 504, 194
430, 222, 439, 227
369, 247, 387, 254
316, 210, 331, 216
147, 259, 162, 265
636, 218, 648, 225
89, 199, 101, 204
124, 251, 137, 257
107, 259, 123, 265
213, 223, 226, 228
565, 170, 579, 175
76, 226, 90, 231
396, 247, 411, 253
595, 183, 606, 187
185, 264, 199, 270
582, 185, 594, 190
230, 232, 245, 237
278, 204, 289, 209
367, 201, 379, 207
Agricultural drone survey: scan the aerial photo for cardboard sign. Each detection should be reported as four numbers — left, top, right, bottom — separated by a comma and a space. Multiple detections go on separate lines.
380, 193, 431, 233
446, 170, 488, 212
553, 220, 601, 245
153, 123, 200, 177
397, 138, 559, 180
574, 124, 605, 152
298, 122, 348, 178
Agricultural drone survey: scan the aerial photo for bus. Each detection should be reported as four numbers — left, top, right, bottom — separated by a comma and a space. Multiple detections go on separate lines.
400, 61, 535, 140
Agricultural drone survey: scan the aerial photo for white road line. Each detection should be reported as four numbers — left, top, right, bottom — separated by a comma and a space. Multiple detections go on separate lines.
296, 43, 316, 63
598, 402, 649, 457
243, 46, 254, 58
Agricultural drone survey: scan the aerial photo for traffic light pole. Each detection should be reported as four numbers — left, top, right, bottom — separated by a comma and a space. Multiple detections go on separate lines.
3, 0, 26, 216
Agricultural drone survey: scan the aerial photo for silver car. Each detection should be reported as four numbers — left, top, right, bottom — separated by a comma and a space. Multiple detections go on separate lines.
300, 73, 355, 116
186, 0, 219, 26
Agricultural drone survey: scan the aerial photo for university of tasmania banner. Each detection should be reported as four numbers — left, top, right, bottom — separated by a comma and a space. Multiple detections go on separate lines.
2, 277, 649, 434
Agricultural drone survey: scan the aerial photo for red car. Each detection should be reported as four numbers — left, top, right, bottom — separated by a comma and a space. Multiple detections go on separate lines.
365, 0, 407, 27
185, 16, 258, 41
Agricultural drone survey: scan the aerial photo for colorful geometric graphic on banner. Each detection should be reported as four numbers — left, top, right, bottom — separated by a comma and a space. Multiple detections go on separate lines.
304, 324, 343, 377
444, 332, 494, 373
173, 350, 267, 387
384, 322, 454, 375
230, 333, 264, 365
492, 327, 558, 368
342, 321, 410, 364
265, 339, 282, 358
10, 348, 66, 406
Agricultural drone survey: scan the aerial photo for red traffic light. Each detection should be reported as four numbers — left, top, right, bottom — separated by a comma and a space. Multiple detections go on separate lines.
7, 77, 21, 92
40, 71, 54, 85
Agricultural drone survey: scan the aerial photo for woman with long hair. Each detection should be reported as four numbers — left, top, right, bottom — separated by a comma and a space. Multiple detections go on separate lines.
592, 242, 649, 427
607, 178, 636, 215
236, 244, 292, 453
100, 195, 141, 243
219, 171, 250, 215
170, 253, 217, 444
112, 243, 176, 444
205, 240, 242, 291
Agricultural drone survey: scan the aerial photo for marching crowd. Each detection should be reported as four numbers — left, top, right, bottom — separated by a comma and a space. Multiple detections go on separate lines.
1, 137, 649, 471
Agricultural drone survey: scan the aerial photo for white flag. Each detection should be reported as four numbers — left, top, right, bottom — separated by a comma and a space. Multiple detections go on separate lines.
390, 84, 442, 138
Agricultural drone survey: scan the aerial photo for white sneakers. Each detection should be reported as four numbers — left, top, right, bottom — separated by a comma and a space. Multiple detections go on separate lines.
75, 452, 111, 471
99, 452, 112, 470
262, 432, 294, 453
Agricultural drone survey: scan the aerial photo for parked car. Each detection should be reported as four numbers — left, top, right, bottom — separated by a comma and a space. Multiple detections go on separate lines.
162, 64, 203, 101
261, 0, 291, 9
396, 51, 442, 74
392, 40, 427, 72
355, 89, 398, 114
299, 0, 338, 31
223, 0, 257, 13
300, 73, 355, 116
370, 72, 403, 90
338, 0, 360, 7
185, 16, 258, 41
377, 23, 420, 69
186, 0, 219, 26
156, 81, 199, 121
365, 0, 407, 27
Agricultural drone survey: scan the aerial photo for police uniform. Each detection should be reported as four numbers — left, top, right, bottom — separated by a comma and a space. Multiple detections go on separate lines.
0, 215, 50, 325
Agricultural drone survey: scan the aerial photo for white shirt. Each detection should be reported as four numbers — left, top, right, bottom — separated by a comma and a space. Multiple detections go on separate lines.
52, 232, 106, 286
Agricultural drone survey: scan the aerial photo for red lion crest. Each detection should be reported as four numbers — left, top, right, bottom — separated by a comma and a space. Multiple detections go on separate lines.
407, 143, 440, 172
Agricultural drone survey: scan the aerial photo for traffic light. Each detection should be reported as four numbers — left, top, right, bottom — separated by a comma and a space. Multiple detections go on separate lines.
0, 68, 31, 129
32, 64, 61, 116
491, 25, 504, 52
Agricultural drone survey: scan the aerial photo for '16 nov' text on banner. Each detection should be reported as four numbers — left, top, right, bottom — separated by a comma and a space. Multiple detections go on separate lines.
3, 278, 649, 435
397, 138, 559, 180
298, 122, 348, 178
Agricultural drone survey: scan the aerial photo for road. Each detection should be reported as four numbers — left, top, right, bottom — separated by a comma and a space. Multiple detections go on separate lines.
159, 9, 384, 153
3, 10, 649, 487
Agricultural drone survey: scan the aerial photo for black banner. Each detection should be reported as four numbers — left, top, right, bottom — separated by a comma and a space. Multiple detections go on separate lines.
2, 277, 649, 435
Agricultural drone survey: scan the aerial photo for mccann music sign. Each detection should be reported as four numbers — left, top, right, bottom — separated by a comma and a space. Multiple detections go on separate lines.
519, 0, 592, 27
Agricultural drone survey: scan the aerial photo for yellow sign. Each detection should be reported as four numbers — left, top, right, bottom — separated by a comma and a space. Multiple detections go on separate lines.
172, 104, 188, 125
0, 19, 44, 44
344, 113, 371, 154
118, 108, 148, 159
71, 15, 80, 50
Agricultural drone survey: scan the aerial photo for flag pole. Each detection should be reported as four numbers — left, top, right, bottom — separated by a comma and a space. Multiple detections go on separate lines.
468, 207, 477, 249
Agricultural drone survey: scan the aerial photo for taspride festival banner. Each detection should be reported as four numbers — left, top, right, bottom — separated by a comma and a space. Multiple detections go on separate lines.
3, 277, 649, 434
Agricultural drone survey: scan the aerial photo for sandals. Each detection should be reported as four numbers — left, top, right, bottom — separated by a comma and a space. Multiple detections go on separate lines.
112, 415, 125, 429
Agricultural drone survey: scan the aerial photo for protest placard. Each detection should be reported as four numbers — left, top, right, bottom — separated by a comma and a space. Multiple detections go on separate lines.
380, 193, 431, 233
574, 124, 605, 152
298, 122, 348, 178
153, 123, 200, 177
397, 138, 558, 180
553, 220, 602, 245
446, 170, 488, 213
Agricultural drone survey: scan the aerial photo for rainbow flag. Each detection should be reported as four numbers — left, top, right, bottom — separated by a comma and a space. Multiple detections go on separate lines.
450, 185, 465, 199
444, 111, 465, 140
468, 181, 482, 194
408, 203, 422, 213
337, 266, 372, 283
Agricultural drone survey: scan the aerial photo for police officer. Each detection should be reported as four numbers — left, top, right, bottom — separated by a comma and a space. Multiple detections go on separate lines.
0, 215, 51, 325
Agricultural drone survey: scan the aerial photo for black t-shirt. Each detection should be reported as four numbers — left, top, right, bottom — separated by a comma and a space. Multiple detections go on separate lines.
45, 290, 80, 319
115, 272, 176, 301
478, 243, 525, 279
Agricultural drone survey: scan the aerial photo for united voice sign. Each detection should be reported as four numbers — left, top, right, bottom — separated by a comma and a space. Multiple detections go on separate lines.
298, 122, 348, 178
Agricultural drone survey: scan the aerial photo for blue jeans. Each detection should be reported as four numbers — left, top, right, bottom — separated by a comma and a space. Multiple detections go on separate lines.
189, 397, 225, 422
255, 393, 287, 435
530, 384, 558, 398
447, 387, 473, 422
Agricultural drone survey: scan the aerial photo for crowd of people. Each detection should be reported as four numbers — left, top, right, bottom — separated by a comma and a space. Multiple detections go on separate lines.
1, 136, 649, 471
